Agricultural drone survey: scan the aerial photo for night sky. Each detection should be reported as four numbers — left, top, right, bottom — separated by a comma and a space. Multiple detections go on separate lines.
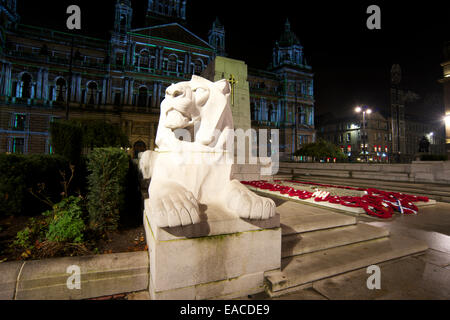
18, 0, 450, 120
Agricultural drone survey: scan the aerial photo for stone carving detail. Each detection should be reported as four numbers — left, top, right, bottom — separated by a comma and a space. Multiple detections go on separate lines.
140, 75, 275, 228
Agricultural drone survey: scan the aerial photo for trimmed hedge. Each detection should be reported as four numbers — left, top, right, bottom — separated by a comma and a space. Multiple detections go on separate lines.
49, 120, 83, 164
0, 154, 81, 217
50, 119, 129, 164
86, 148, 129, 232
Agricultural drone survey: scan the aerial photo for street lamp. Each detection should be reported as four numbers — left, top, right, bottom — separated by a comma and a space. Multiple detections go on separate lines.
444, 115, 450, 126
355, 106, 372, 162
444, 115, 450, 156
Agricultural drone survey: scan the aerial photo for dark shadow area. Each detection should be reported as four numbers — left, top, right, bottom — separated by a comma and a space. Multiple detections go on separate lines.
119, 159, 144, 229
280, 224, 302, 271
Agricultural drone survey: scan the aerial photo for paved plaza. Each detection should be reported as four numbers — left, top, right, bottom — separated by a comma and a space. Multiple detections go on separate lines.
123, 201, 450, 300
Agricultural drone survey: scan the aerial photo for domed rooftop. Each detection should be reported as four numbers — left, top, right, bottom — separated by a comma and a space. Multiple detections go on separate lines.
278, 19, 301, 47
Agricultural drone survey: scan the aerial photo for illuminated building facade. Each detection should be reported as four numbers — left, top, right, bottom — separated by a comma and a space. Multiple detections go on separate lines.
0, 1, 315, 160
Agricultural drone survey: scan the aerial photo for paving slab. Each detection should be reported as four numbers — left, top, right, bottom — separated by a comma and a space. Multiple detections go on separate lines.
313, 256, 450, 300
412, 249, 450, 268
366, 223, 450, 254
282, 223, 389, 258
267, 235, 427, 294
15, 251, 149, 300
277, 201, 356, 235
0, 261, 24, 300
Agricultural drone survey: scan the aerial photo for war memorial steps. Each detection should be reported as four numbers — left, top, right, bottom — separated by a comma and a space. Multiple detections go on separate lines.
0, 196, 429, 299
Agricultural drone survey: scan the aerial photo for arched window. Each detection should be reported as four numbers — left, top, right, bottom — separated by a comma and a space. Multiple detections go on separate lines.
168, 55, 177, 73
87, 82, 98, 105
148, 48, 156, 69
133, 140, 147, 159
193, 59, 203, 75
56, 78, 66, 102
139, 50, 150, 71
138, 86, 148, 108
20, 73, 32, 99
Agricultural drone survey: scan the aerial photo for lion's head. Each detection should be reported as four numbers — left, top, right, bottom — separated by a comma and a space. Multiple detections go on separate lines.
155, 75, 233, 152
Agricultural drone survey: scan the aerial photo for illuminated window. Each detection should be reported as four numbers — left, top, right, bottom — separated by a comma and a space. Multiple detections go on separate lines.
168, 55, 177, 72
12, 114, 26, 131
56, 78, 67, 102
11, 138, 25, 154
20, 73, 32, 98
87, 82, 98, 105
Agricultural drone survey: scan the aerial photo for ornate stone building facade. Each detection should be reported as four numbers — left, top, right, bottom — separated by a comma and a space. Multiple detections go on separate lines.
440, 40, 450, 155
248, 20, 315, 160
317, 110, 445, 163
0, 0, 315, 160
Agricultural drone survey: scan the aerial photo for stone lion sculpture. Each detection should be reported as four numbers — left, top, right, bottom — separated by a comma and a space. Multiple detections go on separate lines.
140, 75, 275, 228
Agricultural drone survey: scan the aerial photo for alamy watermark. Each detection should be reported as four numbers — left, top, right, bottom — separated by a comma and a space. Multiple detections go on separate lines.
366, 265, 381, 290
163, 128, 280, 176
66, 5, 81, 30
366, 5, 381, 30
66, 265, 81, 290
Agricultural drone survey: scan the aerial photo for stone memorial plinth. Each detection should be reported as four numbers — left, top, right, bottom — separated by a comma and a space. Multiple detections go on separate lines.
143, 199, 281, 300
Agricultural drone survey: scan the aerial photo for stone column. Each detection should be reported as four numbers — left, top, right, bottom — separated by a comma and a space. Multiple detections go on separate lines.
129, 78, 135, 106
102, 78, 107, 104
159, 47, 165, 71
5, 64, 12, 97
15, 81, 21, 98
106, 77, 112, 105
70, 74, 76, 101
184, 53, 189, 74
124, 78, 129, 105
154, 47, 159, 70
76, 74, 82, 103
42, 69, 49, 101
156, 82, 162, 107
0, 64, 5, 96
152, 82, 157, 108
36, 69, 42, 99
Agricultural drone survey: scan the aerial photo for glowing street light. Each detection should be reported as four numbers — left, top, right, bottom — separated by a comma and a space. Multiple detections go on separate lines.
355, 106, 372, 162
444, 115, 450, 126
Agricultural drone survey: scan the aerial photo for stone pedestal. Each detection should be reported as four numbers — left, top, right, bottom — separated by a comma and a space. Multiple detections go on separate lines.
143, 199, 281, 300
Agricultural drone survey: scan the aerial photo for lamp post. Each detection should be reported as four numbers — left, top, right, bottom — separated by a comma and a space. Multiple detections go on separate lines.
444, 115, 450, 156
355, 106, 372, 162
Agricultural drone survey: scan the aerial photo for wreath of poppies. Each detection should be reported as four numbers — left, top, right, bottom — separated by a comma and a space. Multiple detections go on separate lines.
241, 180, 429, 219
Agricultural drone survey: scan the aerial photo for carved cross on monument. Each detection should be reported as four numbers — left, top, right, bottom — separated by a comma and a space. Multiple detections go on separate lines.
228, 74, 238, 106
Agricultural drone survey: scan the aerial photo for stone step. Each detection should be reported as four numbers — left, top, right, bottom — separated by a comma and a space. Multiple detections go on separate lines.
265, 235, 427, 296
292, 175, 449, 195
277, 201, 356, 236
291, 175, 450, 202
282, 223, 390, 258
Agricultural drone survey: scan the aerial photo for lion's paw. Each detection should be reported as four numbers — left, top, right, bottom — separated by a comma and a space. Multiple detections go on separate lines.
226, 181, 276, 220
151, 191, 201, 228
